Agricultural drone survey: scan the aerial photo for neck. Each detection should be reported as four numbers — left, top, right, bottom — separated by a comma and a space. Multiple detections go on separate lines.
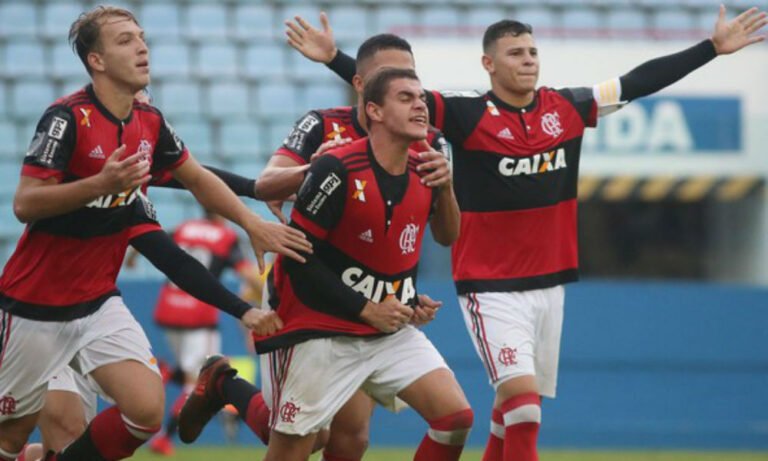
92, 77, 136, 121
369, 128, 410, 175
490, 80, 535, 108
356, 97, 368, 134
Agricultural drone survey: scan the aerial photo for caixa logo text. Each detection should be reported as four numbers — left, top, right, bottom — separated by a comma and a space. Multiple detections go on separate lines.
85, 187, 144, 209
498, 148, 566, 177
341, 267, 416, 304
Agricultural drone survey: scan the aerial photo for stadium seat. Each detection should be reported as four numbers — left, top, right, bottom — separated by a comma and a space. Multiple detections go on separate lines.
11, 81, 56, 120
561, 8, 603, 30
326, 6, 370, 41
220, 121, 262, 158
421, 7, 461, 29
157, 82, 201, 118
207, 82, 250, 118
172, 121, 212, 160
4, 42, 46, 78
286, 47, 335, 81
185, 4, 229, 41
256, 82, 299, 117
196, 44, 238, 79
374, 5, 418, 33
466, 7, 508, 31
149, 43, 190, 78
514, 6, 559, 31
60, 78, 89, 97
230, 159, 267, 182
653, 8, 695, 31
141, 4, 181, 40
265, 119, 296, 152
233, 4, 275, 41
606, 7, 648, 31
0, 87, 7, 119
40, 3, 83, 41
0, 122, 19, 160
0, 3, 38, 39
243, 44, 286, 79
302, 84, 351, 111
51, 44, 87, 80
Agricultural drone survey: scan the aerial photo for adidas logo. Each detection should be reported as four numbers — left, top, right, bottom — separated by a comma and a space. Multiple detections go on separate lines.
497, 128, 514, 140
358, 229, 373, 243
88, 145, 105, 159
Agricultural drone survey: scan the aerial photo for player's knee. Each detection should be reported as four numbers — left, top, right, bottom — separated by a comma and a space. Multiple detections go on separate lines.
329, 427, 369, 455
119, 394, 164, 428
426, 408, 474, 446
45, 412, 87, 446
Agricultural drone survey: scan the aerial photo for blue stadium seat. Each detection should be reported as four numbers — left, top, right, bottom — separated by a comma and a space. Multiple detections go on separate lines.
243, 44, 286, 79
421, 7, 461, 29
0, 161, 21, 200
41, 3, 83, 41
326, 6, 369, 41
466, 7, 508, 31
265, 119, 296, 152
220, 122, 262, 158
374, 5, 418, 33
60, 78, 89, 97
157, 82, 201, 118
172, 121, 212, 160
256, 82, 298, 117
0, 88, 7, 119
303, 84, 351, 110
196, 44, 238, 79
4, 42, 46, 78
51, 44, 87, 80
0, 3, 38, 38
0, 122, 19, 160
231, 159, 267, 182
279, 4, 324, 31
149, 43, 190, 78
233, 4, 275, 40
12, 81, 56, 120
653, 8, 695, 31
606, 8, 647, 30
208, 82, 250, 118
141, 4, 181, 40
561, 8, 603, 30
185, 4, 228, 40
287, 47, 335, 81
514, 6, 559, 30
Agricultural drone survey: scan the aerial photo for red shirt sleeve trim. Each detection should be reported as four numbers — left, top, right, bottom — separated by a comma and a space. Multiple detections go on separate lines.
21, 165, 64, 182
128, 222, 163, 240
431, 90, 445, 130
292, 212, 329, 240
274, 148, 308, 165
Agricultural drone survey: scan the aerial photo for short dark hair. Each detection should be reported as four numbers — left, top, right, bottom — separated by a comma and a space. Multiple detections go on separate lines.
483, 20, 533, 53
363, 67, 420, 109
356, 34, 413, 73
69, 5, 139, 75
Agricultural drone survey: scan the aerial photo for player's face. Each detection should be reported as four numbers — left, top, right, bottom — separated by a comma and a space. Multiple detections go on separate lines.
93, 17, 150, 92
484, 33, 539, 95
378, 78, 429, 141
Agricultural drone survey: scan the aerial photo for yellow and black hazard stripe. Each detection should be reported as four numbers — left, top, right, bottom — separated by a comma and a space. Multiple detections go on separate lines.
578, 176, 764, 202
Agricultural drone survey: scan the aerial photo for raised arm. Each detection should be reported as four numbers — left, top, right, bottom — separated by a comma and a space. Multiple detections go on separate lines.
285, 12, 356, 84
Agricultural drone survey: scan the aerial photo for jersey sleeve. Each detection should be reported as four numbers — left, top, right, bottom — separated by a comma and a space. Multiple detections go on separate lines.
425, 91, 445, 131
275, 111, 325, 165
557, 87, 599, 128
152, 113, 190, 175
290, 154, 347, 240
21, 105, 77, 181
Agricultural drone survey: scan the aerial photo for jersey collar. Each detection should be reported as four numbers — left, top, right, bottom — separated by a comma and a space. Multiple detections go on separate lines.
486, 89, 539, 114
86, 84, 134, 126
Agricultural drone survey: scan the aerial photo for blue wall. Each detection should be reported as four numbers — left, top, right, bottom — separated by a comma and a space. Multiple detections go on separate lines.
119, 279, 768, 450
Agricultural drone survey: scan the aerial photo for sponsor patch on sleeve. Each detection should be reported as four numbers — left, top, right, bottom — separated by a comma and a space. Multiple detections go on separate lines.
48, 116, 69, 140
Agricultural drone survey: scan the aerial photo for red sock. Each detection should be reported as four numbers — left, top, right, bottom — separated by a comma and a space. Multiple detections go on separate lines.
88, 406, 159, 459
501, 393, 540, 461
414, 408, 473, 461
243, 392, 271, 445
321, 452, 360, 461
482, 408, 504, 461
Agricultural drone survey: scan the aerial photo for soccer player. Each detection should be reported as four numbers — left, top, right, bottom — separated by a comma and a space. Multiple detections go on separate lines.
180, 68, 471, 461
0, 6, 310, 461
288, 6, 767, 460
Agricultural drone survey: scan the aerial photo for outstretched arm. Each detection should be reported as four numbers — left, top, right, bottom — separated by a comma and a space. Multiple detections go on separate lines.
155, 165, 258, 199
285, 12, 356, 84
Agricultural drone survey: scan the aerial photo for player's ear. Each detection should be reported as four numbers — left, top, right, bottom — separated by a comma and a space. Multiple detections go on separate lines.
88, 51, 106, 73
352, 74, 365, 95
481, 54, 494, 74
365, 101, 383, 124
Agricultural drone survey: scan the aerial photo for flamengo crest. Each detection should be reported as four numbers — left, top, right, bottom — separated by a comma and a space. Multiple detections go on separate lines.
541, 111, 563, 138
399, 223, 419, 255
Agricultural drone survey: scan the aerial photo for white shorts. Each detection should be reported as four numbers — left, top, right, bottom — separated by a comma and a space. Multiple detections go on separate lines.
0, 297, 160, 422
47, 367, 100, 422
260, 325, 449, 436
458, 286, 564, 398
164, 329, 221, 375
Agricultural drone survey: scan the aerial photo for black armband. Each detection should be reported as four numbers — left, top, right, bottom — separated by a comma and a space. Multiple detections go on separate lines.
131, 231, 252, 319
154, 165, 256, 199
326, 49, 356, 85
620, 39, 717, 102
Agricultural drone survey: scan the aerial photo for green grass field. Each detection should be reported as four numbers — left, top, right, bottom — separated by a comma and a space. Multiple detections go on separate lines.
131, 447, 768, 460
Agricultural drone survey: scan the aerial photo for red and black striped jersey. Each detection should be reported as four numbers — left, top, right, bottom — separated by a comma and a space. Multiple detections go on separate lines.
254, 138, 437, 353
275, 106, 450, 165
427, 87, 598, 294
154, 219, 248, 329
0, 85, 189, 321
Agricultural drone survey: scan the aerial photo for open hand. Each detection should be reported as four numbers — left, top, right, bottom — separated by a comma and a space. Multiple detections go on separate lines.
711, 5, 767, 55
285, 12, 338, 63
